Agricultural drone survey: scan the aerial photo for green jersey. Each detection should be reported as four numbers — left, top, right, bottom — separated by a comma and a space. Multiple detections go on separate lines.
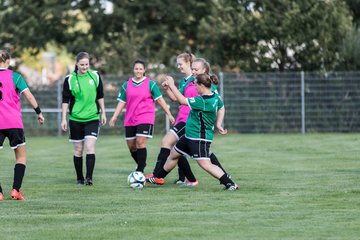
62, 69, 104, 122
185, 93, 224, 141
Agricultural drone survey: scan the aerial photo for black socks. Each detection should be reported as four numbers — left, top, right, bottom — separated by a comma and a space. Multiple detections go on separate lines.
73, 156, 84, 181
177, 156, 196, 182
86, 154, 95, 180
13, 163, 26, 191
136, 148, 147, 172
153, 148, 170, 174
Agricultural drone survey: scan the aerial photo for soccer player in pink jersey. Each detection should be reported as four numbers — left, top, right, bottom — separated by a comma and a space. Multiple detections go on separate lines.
109, 59, 175, 173
0, 49, 45, 201
147, 52, 199, 186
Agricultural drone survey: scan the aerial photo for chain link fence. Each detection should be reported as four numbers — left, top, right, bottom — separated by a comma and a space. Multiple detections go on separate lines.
20, 71, 360, 135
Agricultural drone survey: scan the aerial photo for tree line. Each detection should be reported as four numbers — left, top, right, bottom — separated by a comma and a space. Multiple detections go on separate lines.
1, 0, 360, 74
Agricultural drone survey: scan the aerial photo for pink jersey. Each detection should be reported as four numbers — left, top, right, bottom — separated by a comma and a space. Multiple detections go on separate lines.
175, 81, 199, 125
124, 77, 155, 126
0, 69, 24, 129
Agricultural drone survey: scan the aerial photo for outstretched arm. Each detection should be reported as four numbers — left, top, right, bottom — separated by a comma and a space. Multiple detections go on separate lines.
22, 89, 45, 125
165, 76, 187, 105
162, 81, 177, 101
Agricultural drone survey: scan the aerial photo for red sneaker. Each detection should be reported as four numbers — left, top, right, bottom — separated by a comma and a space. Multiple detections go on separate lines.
10, 189, 25, 201
0, 192, 4, 201
146, 177, 165, 185
145, 173, 153, 179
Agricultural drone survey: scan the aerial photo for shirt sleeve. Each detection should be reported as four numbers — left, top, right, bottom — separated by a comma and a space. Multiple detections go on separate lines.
96, 73, 104, 99
217, 95, 224, 109
62, 76, 72, 103
186, 96, 205, 111
178, 77, 186, 94
117, 81, 127, 103
149, 80, 162, 100
13, 72, 28, 93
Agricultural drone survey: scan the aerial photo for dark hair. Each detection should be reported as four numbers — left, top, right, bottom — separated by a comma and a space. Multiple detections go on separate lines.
177, 51, 196, 65
74, 52, 90, 72
193, 58, 219, 85
195, 74, 212, 88
133, 59, 146, 69
0, 49, 10, 63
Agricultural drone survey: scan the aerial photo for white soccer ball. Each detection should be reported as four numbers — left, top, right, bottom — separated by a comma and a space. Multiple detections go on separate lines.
127, 171, 146, 189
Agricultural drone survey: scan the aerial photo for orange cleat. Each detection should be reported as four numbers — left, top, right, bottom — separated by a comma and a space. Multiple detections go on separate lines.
145, 173, 153, 179
10, 189, 25, 201
0, 192, 4, 201
146, 177, 165, 185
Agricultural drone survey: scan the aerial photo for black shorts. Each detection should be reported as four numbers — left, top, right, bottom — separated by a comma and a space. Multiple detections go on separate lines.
170, 122, 186, 140
174, 136, 211, 160
0, 128, 26, 149
125, 124, 154, 140
69, 120, 100, 142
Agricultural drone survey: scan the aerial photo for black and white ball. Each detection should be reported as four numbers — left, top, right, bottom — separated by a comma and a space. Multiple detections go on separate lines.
127, 171, 146, 189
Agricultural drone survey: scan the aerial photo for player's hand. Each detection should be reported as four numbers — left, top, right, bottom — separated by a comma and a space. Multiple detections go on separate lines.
109, 116, 117, 127
217, 127, 228, 135
161, 81, 169, 90
168, 114, 175, 125
37, 113, 45, 125
61, 119, 67, 131
165, 76, 175, 87
101, 112, 107, 126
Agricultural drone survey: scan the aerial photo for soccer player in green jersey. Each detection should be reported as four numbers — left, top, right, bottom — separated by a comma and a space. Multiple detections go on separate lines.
61, 52, 107, 186
148, 73, 238, 190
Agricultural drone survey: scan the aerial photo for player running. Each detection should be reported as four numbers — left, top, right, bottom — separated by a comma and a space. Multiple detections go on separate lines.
0, 49, 45, 201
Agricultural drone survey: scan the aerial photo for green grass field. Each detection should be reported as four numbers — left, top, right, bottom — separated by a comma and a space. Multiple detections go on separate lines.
0, 134, 359, 240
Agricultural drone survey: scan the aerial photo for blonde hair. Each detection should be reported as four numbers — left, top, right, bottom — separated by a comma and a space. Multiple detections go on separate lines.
193, 58, 219, 85
177, 51, 196, 64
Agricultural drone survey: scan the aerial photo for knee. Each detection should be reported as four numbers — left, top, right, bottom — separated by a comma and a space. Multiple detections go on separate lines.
74, 145, 83, 156
136, 140, 147, 149
85, 143, 96, 154
15, 157, 26, 165
197, 160, 211, 171
161, 133, 175, 148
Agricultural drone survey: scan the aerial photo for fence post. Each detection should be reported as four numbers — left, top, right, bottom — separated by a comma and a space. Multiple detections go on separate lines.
219, 72, 224, 99
301, 71, 305, 134
57, 78, 62, 136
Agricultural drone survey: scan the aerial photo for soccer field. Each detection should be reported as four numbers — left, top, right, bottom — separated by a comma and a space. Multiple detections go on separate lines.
0, 134, 359, 239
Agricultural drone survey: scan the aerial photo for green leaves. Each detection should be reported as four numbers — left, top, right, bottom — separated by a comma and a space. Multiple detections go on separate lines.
0, 0, 357, 72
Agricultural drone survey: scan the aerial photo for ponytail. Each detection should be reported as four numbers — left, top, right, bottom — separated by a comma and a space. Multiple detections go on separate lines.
209, 75, 219, 85
0, 49, 10, 63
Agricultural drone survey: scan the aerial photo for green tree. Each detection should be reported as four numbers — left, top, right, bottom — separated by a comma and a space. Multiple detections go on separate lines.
198, 0, 352, 72
0, 0, 77, 55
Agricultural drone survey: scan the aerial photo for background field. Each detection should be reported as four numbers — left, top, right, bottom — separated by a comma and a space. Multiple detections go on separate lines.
0, 134, 359, 240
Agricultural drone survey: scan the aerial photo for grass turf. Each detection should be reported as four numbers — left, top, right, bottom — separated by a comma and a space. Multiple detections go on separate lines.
0, 134, 359, 239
